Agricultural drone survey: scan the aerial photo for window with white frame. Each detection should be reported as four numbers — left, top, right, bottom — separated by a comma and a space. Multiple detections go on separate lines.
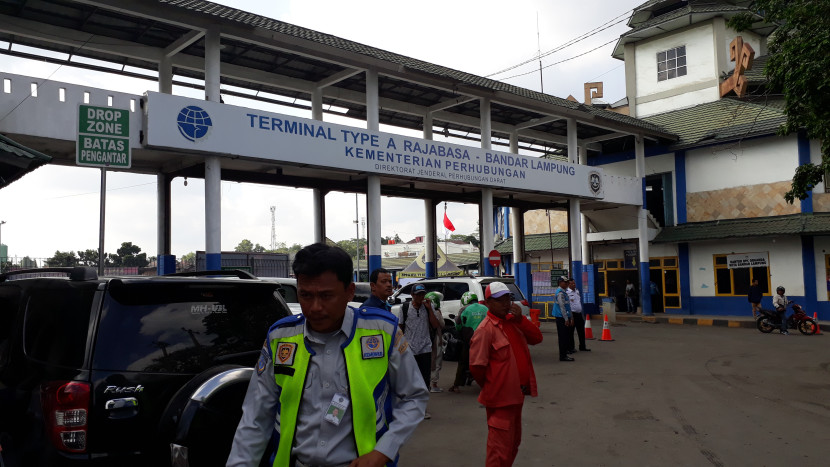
657, 45, 687, 81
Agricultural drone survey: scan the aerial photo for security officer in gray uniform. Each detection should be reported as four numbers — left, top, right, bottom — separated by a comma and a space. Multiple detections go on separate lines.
227, 243, 428, 467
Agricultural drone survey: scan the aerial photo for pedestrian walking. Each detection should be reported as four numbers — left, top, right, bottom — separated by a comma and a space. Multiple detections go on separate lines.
552, 276, 574, 361
449, 291, 487, 393
748, 278, 762, 318
399, 283, 441, 418
469, 281, 543, 467
425, 291, 445, 393
227, 243, 428, 467
567, 278, 591, 353
625, 279, 637, 313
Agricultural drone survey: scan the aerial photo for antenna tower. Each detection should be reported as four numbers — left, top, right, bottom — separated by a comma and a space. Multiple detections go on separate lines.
270, 206, 277, 251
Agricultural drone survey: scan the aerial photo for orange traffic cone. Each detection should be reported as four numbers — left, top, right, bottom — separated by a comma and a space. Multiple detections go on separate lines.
813, 312, 822, 335
600, 314, 614, 342
584, 314, 595, 339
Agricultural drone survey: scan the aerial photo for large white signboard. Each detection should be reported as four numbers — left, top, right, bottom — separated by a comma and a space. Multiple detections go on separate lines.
143, 92, 604, 198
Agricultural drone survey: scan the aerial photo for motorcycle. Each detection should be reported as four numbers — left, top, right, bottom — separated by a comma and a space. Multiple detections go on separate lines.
756, 301, 818, 335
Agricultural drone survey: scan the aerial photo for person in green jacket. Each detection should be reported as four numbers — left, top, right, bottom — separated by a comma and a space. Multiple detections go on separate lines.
449, 291, 488, 393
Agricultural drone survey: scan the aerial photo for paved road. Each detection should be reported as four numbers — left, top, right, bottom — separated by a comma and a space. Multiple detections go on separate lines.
400, 321, 829, 466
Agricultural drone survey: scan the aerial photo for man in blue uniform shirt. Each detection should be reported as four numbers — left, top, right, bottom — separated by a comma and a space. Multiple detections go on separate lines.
361, 267, 394, 312
227, 243, 428, 467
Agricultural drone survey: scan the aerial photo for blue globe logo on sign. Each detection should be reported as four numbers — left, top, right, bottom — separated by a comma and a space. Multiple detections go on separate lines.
177, 106, 212, 142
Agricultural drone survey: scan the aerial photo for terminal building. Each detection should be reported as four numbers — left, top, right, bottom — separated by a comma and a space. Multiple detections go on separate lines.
1, 0, 824, 319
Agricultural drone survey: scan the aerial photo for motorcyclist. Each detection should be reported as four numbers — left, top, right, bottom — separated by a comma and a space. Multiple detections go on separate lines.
772, 285, 788, 335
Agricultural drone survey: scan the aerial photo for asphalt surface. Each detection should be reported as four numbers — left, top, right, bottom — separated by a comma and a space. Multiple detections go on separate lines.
400, 319, 830, 466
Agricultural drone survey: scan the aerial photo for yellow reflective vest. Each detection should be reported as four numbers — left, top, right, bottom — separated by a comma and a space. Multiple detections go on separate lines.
268, 309, 398, 466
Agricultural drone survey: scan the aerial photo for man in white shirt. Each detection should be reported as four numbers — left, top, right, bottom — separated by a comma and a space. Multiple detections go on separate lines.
567, 278, 591, 352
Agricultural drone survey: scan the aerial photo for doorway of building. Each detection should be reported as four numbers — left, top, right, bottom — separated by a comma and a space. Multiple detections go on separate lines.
645, 173, 674, 227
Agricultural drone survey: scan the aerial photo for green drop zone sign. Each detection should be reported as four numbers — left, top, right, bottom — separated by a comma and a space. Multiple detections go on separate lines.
77, 104, 131, 168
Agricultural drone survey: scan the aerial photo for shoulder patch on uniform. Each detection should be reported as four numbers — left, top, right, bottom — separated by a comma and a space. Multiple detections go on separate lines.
361, 334, 385, 359
395, 328, 409, 354
256, 346, 270, 376
275, 342, 297, 366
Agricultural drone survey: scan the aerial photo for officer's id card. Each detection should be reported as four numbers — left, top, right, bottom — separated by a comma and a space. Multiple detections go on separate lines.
324, 393, 349, 426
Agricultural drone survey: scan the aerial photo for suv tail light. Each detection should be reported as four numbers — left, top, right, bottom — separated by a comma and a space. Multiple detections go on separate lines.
41, 381, 91, 453
521, 299, 529, 306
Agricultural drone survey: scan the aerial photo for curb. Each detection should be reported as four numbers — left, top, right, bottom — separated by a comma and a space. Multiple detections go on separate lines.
592, 314, 758, 329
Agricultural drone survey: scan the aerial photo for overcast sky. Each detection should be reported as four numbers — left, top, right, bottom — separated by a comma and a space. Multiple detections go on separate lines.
0, 0, 644, 260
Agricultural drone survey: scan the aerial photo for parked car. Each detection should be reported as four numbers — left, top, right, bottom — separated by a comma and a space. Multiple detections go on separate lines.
390, 276, 530, 321
259, 277, 301, 314
347, 281, 373, 309
0, 267, 291, 466
388, 276, 530, 360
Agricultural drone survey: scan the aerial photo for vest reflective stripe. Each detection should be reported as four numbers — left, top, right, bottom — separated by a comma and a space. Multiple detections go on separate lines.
344, 326, 392, 456
271, 333, 310, 467
269, 316, 395, 467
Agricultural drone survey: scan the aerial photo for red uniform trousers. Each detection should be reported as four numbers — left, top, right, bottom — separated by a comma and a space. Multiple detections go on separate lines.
485, 403, 523, 467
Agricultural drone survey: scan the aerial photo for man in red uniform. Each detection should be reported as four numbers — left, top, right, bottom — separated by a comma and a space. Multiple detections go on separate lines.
469, 282, 543, 466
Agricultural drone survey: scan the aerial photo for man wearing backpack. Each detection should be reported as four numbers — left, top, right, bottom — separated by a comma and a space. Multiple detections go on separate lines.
399, 284, 441, 417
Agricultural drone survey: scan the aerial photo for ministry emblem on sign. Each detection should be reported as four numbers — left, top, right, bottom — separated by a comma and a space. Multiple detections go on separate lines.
589, 171, 602, 195
177, 105, 212, 142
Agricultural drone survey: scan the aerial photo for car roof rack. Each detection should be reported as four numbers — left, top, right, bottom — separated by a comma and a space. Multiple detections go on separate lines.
163, 269, 258, 280
0, 267, 98, 282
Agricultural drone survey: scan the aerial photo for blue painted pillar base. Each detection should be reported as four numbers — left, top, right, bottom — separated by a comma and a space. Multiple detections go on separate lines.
157, 254, 176, 275
514, 262, 532, 303
205, 253, 221, 271
571, 260, 583, 291
801, 236, 818, 316
368, 255, 382, 280
483, 262, 495, 276
425, 261, 436, 279
639, 261, 653, 316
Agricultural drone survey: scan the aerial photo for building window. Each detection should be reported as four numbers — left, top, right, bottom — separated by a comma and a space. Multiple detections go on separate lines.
657, 46, 687, 81
713, 254, 770, 296
650, 257, 680, 309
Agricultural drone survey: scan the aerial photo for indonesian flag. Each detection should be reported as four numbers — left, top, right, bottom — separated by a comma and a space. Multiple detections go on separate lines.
443, 211, 455, 232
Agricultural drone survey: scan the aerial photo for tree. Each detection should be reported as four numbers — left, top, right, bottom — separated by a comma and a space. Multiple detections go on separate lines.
450, 232, 480, 248
235, 239, 254, 252
729, 1, 830, 202
46, 250, 78, 267
77, 249, 100, 267
180, 252, 196, 270
114, 242, 148, 268
336, 238, 367, 259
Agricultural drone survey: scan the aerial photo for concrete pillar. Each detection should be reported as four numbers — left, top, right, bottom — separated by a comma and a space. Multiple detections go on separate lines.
204, 28, 222, 270
367, 176, 382, 277
635, 135, 652, 315
311, 88, 326, 244
159, 56, 173, 94
311, 87, 323, 121
480, 99, 494, 275
423, 114, 436, 277
481, 188, 495, 276
365, 69, 381, 276
312, 189, 326, 244
579, 145, 589, 267
156, 59, 175, 274
425, 200, 437, 278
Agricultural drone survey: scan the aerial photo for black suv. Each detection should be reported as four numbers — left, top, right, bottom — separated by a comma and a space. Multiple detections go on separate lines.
0, 267, 291, 466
